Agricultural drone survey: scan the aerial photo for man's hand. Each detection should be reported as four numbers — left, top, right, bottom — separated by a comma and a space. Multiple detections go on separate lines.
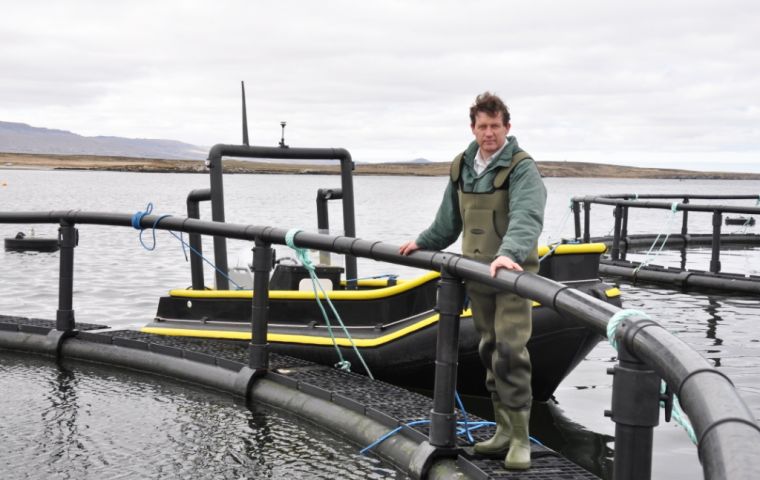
490, 255, 523, 277
399, 240, 420, 256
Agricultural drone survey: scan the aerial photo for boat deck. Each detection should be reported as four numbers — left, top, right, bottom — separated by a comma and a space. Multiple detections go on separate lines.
0, 315, 597, 479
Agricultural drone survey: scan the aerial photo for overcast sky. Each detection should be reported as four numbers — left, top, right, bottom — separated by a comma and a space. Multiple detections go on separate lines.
2, 1, 759, 172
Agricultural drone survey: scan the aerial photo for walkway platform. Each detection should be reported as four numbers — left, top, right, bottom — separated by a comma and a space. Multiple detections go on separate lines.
0, 315, 597, 479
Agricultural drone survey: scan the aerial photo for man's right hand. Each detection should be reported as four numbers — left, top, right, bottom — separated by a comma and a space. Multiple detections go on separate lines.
399, 240, 420, 256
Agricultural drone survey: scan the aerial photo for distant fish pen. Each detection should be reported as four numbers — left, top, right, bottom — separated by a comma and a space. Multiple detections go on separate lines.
569, 194, 760, 293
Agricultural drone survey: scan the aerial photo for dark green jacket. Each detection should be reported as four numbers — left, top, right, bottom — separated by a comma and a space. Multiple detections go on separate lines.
415, 136, 546, 264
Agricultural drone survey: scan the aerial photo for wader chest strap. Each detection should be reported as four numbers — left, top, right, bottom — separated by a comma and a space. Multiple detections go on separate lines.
450, 150, 533, 189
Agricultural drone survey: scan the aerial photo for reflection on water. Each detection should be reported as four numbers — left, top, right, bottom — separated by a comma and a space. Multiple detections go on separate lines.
0, 352, 403, 479
550, 274, 760, 480
532, 402, 615, 479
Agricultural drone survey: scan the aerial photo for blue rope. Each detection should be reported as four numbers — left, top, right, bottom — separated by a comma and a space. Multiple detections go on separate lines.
360, 420, 430, 454
361, 416, 545, 454
285, 228, 374, 378
607, 309, 697, 443
455, 391, 475, 445
131, 203, 242, 290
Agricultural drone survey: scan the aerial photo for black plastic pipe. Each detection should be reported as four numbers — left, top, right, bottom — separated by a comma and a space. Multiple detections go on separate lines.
681, 198, 690, 237
572, 201, 581, 240
206, 145, 357, 290
186, 188, 212, 290
599, 194, 759, 201
250, 239, 272, 370
612, 204, 623, 261
599, 261, 760, 294
429, 269, 465, 449
316, 188, 343, 266
589, 233, 760, 250
56, 221, 77, 332
316, 188, 342, 232
608, 317, 662, 480
583, 202, 591, 242
572, 196, 760, 215
711, 211, 723, 273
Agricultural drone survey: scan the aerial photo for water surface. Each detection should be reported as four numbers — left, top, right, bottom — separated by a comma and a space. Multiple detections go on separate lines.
1, 169, 758, 478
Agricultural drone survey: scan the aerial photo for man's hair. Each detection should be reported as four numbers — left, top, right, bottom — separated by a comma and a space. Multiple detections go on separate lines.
469, 92, 510, 126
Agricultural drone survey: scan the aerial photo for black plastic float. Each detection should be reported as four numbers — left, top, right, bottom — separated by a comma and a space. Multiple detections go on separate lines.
3, 231, 59, 252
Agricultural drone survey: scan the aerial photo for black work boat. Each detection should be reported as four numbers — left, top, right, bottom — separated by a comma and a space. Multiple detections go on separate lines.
145, 243, 619, 401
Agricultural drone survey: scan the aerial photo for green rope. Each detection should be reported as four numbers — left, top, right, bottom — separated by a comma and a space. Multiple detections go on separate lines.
607, 309, 697, 444
285, 229, 374, 379
633, 202, 680, 275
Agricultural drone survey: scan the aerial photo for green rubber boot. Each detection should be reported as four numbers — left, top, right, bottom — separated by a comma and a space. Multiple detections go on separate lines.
505, 408, 531, 470
473, 400, 511, 456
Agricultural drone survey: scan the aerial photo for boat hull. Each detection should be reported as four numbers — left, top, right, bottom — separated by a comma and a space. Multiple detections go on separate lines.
146, 275, 619, 401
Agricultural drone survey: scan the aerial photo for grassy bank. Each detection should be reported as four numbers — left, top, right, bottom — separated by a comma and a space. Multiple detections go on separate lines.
1, 152, 758, 179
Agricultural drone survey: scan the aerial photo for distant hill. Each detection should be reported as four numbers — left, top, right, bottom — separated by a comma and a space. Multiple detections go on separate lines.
3, 152, 760, 179
0, 121, 207, 160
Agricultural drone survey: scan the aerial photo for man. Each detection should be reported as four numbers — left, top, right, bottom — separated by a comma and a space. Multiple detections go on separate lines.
399, 92, 546, 470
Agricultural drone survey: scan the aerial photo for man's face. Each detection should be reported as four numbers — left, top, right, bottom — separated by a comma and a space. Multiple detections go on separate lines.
471, 112, 510, 157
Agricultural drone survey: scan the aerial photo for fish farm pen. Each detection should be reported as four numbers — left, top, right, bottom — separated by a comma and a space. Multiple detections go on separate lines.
1, 209, 759, 479
569, 194, 760, 294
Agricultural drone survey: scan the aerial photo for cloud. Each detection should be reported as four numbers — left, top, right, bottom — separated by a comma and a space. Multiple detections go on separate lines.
0, 0, 758, 171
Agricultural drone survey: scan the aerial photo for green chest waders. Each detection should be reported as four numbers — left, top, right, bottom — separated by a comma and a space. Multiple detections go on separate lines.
452, 150, 538, 469
452, 152, 538, 409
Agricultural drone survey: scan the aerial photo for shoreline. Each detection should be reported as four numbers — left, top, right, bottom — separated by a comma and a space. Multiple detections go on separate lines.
2, 151, 759, 179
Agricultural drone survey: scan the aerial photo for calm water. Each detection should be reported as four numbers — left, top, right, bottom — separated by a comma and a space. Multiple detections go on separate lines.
0, 351, 399, 480
1, 169, 759, 478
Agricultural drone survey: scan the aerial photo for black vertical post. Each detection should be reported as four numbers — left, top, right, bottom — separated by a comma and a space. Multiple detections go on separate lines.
583, 202, 591, 243
607, 321, 661, 480
316, 188, 343, 265
710, 210, 722, 273
572, 201, 581, 240
621, 206, 629, 261
339, 157, 358, 289
681, 198, 690, 238
56, 221, 78, 332
187, 188, 211, 290
429, 269, 465, 449
612, 204, 623, 261
250, 238, 273, 370
208, 151, 230, 290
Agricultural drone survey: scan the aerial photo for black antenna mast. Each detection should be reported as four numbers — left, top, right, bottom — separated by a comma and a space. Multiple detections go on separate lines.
279, 121, 289, 148
241, 81, 250, 146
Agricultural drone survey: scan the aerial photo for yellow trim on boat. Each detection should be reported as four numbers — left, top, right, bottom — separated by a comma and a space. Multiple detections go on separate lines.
143, 309, 472, 346
537, 243, 607, 257
170, 271, 441, 300
141, 303, 551, 345
605, 287, 621, 298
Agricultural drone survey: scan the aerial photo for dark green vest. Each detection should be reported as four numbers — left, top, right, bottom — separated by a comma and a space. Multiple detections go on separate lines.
450, 151, 539, 271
